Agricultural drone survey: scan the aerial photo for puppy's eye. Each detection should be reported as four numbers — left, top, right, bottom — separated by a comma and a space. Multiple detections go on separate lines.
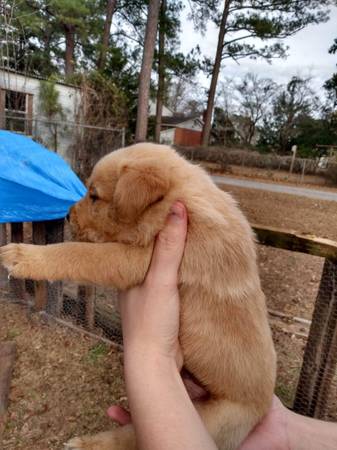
89, 194, 99, 203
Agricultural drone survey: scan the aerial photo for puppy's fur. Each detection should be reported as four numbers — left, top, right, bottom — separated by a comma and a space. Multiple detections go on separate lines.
0, 143, 276, 450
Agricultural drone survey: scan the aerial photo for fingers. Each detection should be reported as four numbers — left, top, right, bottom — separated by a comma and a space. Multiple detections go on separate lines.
107, 405, 131, 425
147, 202, 187, 287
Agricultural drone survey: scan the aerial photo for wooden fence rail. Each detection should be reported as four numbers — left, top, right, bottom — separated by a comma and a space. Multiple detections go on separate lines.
2, 220, 337, 419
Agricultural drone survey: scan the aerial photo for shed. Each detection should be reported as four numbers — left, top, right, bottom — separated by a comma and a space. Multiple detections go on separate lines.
160, 115, 203, 146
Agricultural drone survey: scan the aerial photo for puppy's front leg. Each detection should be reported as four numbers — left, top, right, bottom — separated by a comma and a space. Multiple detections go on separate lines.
0, 242, 152, 289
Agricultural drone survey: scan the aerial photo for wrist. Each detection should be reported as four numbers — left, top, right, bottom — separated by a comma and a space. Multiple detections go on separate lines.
124, 340, 181, 370
124, 344, 178, 373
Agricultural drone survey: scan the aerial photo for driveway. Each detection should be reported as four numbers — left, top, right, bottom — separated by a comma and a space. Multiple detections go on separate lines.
212, 175, 337, 202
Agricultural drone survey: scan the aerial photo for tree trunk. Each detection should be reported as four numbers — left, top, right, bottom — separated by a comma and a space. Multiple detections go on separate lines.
202, 0, 232, 147
154, 0, 166, 143
97, 0, 117, 70
64, 24, 75, 76
135, 0, 161, 143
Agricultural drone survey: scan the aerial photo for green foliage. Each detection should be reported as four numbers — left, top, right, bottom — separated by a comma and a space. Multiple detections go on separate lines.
39, 78, 64, 119
265, 77, 318, 152
85, 343, 109, 364
192, 0, 332, 70
325, 37, 337, 107
295, 115, 337, 157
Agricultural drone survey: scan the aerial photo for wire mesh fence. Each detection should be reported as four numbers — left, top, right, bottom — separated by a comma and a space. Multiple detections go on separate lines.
1, 220, 337, 421
1, 115, 125, 175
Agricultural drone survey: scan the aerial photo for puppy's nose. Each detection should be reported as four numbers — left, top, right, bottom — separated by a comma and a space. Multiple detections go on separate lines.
66, 213, 70, 221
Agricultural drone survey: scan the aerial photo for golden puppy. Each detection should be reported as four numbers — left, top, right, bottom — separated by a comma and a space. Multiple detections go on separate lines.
0, 143, 276, 450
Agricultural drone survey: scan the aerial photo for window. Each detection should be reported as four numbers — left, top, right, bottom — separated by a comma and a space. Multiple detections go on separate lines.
4, 90, 27, 133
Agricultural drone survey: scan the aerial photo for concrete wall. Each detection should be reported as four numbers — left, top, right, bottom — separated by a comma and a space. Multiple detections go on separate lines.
0, 69, 80, 161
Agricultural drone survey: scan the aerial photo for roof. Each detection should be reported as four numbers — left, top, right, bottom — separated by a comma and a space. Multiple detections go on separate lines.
0, 66, 79, 89
161, 114, 202, 126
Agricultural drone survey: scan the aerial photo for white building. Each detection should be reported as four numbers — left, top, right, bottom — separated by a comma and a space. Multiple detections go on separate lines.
148, 100, 203, 146
0, 67, 80, 161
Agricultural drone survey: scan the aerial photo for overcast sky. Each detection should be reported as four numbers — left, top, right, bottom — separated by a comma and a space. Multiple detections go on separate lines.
180, 5, 337, 94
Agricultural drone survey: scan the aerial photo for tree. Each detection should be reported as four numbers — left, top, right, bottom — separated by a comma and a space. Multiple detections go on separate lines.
97, 0, 117, 70
154, 0, 167, 142
167, 77, 204, 116
153, 0, 199, 142
325, 37, 337, 107
190, 0, 332, 146
39, 77, 64, 150
0, 2, 57, 76
1, 1, 106, 76
235, 73, 277, 145
262, 76, 318, 152
294, 114, 337, 156
135, 0, 161, 142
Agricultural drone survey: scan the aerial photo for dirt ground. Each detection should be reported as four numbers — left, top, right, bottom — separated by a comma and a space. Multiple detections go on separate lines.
226, 185, 337, 240
0, 300, 125, 450
1, 179, 337, 449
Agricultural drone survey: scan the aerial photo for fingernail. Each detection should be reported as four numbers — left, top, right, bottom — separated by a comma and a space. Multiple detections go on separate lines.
169, 202, 184, 221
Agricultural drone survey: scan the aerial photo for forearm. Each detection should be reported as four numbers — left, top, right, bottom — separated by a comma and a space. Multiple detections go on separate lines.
288, 411, 337, 450
124, 351, 217, 450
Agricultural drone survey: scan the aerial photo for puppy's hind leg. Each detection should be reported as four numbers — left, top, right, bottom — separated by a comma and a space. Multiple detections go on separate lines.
195, 398, 262, 450
65, 424, 136, 450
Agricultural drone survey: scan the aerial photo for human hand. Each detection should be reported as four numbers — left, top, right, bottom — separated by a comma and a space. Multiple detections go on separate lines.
238, 396, 290, 450
108, 201, 207, 424
119, 201, 187, 368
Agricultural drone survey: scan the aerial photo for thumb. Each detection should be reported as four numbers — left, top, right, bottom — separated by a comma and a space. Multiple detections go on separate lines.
147, 202, 187, 286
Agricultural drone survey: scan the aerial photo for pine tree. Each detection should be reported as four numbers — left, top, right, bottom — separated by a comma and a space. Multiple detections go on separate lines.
190, 0, 333, 146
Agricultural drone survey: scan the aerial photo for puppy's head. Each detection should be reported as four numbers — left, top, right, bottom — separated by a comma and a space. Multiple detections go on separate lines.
70, 143, 179, 244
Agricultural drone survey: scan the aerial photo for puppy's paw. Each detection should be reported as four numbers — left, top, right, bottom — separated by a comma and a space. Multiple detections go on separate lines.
65, 429, 134, 450
0, 244, 44, 280
65, 434, 112, 450
64, 437, 87, 449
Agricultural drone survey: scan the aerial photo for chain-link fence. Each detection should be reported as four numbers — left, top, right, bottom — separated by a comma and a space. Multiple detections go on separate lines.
0, 221, 122, 345
1, 220, 337, 421
1, 115, 125, 175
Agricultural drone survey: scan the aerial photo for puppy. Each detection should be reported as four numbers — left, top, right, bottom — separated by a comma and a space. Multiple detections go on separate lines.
0, 143, 276, 450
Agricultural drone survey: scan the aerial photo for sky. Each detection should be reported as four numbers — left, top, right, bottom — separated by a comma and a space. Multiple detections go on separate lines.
180, 4, 337, 94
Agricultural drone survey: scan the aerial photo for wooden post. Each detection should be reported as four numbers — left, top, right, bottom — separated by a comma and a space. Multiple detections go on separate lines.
0, 224, 6, 246
84, 285, 96, 331
10, 223, 25, 300
76, 285, 96, 330
32, 222, 48, 311
26, 94, 33, 135
293, 259, 337, 418
289, 145, 297, 174
0, 88, 5, 129
0, 341, 16, 437
300, 159, 306, 184
44, 219, 64, 316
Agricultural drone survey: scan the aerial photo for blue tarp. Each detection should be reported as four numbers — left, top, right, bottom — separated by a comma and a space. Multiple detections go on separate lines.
0, 130, 86, 223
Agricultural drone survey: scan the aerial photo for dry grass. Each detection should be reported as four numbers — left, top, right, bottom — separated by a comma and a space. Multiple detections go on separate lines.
0, 300, 125, 450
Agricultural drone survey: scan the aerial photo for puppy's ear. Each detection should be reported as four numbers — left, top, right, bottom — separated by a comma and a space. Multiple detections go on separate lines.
114, 162, 170, 221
